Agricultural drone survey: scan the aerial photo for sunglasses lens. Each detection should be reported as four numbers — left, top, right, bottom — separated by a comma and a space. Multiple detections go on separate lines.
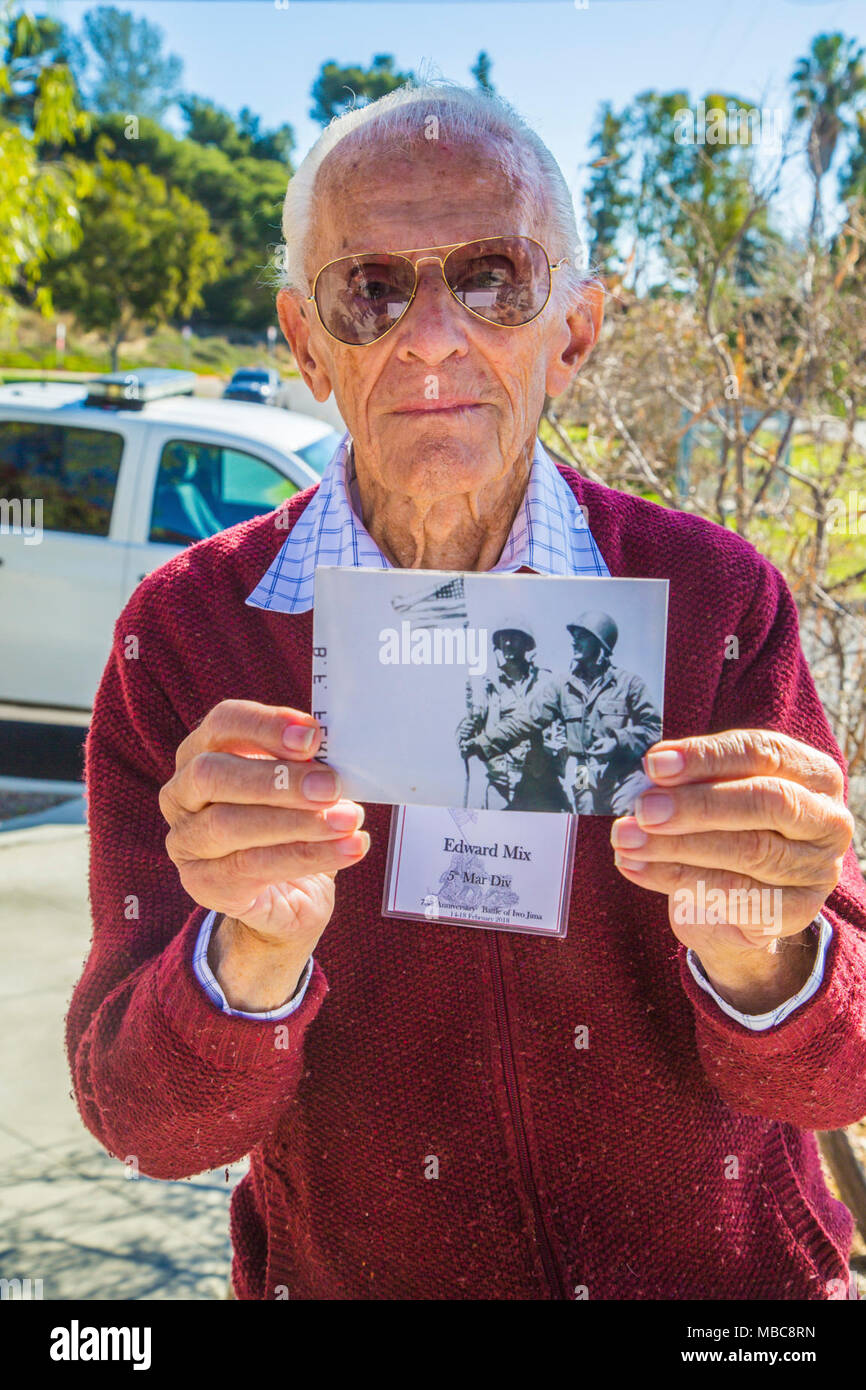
312, 237, 555, 343
314, 253, 416, 345
444, 236, 551, 325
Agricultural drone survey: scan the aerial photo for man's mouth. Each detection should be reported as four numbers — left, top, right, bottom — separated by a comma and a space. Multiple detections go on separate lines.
391, 400, 484, 414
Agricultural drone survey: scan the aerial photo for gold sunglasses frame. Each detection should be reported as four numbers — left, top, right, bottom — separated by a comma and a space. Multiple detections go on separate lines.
306, 235, 567, 346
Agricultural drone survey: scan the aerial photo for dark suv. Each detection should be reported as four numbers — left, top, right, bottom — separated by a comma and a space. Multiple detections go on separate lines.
222, 367, 282, 405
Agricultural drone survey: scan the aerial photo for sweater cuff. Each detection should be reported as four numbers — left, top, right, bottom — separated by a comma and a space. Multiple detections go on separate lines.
156, 907, 328, 1070
192, 909, 314, 1019
678, 902, 861, 1057
684, 915, 831, 1031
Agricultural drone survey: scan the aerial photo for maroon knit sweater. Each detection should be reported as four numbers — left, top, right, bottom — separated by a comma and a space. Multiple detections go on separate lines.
67, 465, 866, 1301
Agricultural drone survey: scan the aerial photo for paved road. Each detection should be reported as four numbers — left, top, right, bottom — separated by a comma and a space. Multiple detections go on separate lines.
0, 707, 88, 826
0, 719, 86, 784
0, 822, 246, 1300
0, 694, 243, 1299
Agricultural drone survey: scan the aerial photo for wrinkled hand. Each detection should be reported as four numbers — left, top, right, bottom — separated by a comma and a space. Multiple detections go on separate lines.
159, 699, 369, 956
610, 729, 854, 1011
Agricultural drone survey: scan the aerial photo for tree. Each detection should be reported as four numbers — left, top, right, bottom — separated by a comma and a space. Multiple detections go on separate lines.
43, 154, 224, 367
790, 31, 866, 242
179, 94, 294, 166
471, 51, 494, 93
839, 109, 866, 203
72, 5, 183, 119
0, 4, 92, 323
178, 93, 243, 155
588, 90, 779, 293
585, 102, 630, 275
237, 105, 295, 164
310, 53, 414, 126
67, 109, 293, 328
0, 9, 84, 131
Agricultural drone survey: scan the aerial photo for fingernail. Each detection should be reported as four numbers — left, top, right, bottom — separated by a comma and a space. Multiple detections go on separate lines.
645, 749, 685, 780
635, 791, 674, 826
336, 830, 370, 857
611, 819, 648, 850
283, 723, 316, 752
614, 853, 648, 872
324, 802, 360, 833
303, 769, 340, 802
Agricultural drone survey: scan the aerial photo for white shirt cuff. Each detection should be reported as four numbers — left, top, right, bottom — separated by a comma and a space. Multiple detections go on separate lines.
192, 909, 314, 1020
685, 914, 832, 1031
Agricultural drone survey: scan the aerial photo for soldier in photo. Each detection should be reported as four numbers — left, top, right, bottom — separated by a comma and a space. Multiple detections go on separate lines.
464, 610, 662, 815
456, 619, 571, 811
562, 611, 662, 813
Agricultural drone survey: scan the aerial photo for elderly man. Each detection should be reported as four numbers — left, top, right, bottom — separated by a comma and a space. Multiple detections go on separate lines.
68, 82, 866, 1302
464, 609, 662, 815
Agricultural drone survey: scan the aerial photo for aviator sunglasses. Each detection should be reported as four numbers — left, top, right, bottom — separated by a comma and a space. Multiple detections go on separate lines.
306, 234, 567, 346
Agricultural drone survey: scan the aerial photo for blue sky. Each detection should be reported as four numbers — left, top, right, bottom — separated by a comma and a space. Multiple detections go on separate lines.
52, 0, 866, 237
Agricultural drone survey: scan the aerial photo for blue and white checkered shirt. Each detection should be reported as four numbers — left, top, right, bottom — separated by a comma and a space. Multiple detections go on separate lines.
195, 431, 831, 1028
244, 429, 608, 611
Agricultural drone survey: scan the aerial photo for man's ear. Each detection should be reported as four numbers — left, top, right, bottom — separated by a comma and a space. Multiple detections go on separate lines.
545, 278, 605, 398
276, 287, 335, 403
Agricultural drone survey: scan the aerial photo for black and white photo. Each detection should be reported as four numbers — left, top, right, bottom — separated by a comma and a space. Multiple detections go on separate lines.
313, 566, 668, 813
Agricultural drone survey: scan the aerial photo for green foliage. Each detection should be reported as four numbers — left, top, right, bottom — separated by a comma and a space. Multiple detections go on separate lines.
310, 53, 414, 126
840, 110, 866, 202
72, 5, 183, 119
790, 31, 866, 238
235, 105, 295, 164
471, 52, 494, 93
65, 111, 292, 327
0, 305, 297, 376
585, 102, 630, 274
179, 95, 295, 165
0, 3, 93, 324
41, 153, 225, 367
584, 31, 866, 274
3, 10, 295, 332
1, 9, 84, 130
584, 89, 779, 291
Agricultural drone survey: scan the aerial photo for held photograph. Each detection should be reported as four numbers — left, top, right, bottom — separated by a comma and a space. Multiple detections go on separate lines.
313, 566, 668, 813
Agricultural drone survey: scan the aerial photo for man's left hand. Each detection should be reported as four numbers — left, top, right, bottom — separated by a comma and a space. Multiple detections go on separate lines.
610, 729, 854, 1013
590, 735, 618, 757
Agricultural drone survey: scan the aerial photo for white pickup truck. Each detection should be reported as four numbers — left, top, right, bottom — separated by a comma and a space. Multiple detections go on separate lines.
0, 369, 342, 709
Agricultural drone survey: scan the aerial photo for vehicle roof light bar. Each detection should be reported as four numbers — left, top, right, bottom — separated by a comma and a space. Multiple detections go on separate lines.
83, 369, 197, 411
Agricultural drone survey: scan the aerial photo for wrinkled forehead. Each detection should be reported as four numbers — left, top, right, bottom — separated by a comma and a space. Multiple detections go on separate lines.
307, 127, 544, 272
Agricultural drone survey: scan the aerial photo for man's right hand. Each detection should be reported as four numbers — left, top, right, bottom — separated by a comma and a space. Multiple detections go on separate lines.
159, 699, 369, 1010
456, 715, 477, 743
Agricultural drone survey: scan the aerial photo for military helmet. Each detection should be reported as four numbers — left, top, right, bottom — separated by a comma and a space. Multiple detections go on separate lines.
492, 617, 536, 651
566, 610, 618, 655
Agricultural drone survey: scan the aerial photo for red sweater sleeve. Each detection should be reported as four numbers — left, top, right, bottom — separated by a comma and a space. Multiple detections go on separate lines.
66, 620, 328, 1181
679, 554, 866, 1129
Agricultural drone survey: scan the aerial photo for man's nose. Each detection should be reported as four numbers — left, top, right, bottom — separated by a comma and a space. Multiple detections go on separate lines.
394, 262, 470, 366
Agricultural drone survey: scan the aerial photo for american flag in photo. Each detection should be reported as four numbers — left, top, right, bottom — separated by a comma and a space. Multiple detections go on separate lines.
390, 576, 468, 628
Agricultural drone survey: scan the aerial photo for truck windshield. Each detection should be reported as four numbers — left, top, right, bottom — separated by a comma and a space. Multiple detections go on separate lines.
294, 430, 342, 475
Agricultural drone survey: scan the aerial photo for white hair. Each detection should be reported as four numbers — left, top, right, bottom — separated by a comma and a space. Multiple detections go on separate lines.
276, 78, 592, 303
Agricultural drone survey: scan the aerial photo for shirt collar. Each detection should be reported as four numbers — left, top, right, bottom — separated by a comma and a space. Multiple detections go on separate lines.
245, 430, 609, 614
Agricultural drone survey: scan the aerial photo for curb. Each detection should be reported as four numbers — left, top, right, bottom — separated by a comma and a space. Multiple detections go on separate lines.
0, 797, 87, 835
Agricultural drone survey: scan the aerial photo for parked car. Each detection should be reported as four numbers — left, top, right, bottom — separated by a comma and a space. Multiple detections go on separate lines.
222, 366, 282, 405
0, 369, 343, 708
